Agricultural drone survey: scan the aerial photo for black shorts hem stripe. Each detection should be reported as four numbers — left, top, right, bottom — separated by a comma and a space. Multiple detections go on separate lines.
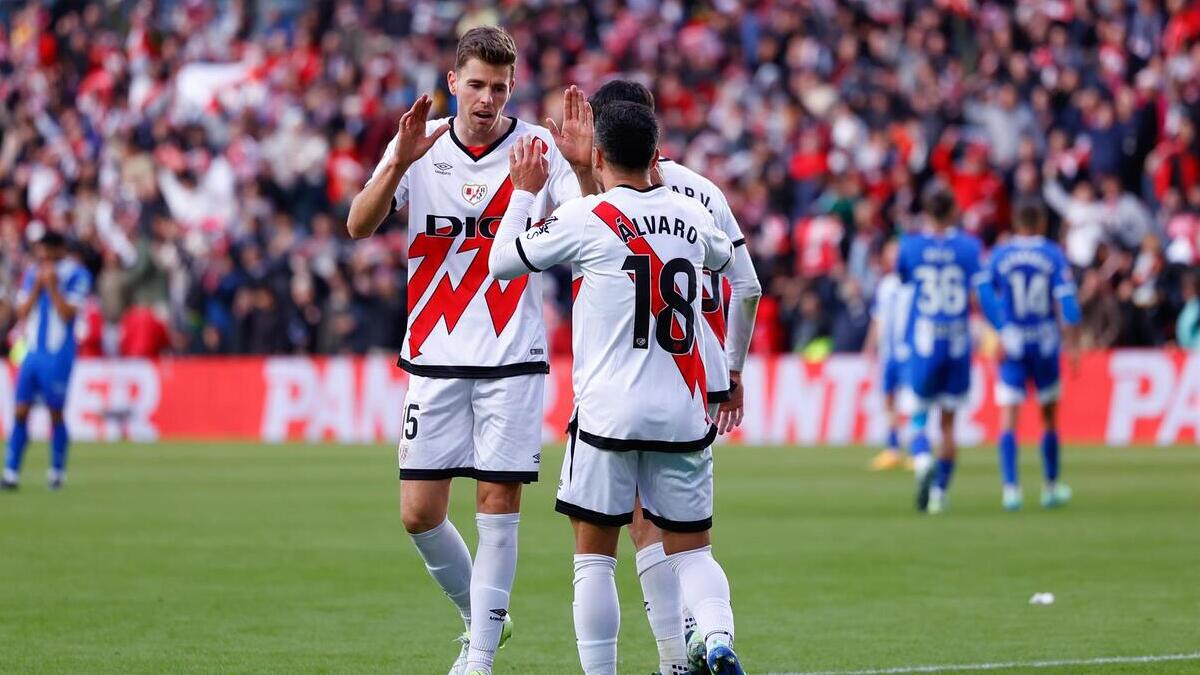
577, 425, 718, 453
731, 238, 746, 248
398, 359, 550, 379
641, 508, 712, 534
398, 467, 475, 480
555, 499, 634, 527
400, 467, 538, 483
515, 238, 542, 272
474, 469, 539, 484
707, 388, 732, 404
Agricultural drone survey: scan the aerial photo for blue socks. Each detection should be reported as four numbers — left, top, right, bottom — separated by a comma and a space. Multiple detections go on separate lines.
5, 419, 29, 473
886, 428, 900, 452
999, 430, 1018, 487
934, 458, 956, 490
51, 422, 69, 473
1041, 431, 1060, 483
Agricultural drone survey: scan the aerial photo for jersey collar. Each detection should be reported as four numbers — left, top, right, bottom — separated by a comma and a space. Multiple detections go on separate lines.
614, 183, 665, 193
448, 116, 519, 162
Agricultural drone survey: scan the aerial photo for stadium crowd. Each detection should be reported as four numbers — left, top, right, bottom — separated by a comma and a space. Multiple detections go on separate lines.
3, 0, 1200, 358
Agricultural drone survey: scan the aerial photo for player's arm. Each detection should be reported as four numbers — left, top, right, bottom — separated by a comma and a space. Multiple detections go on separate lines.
979, 253, 1006, 330
14, 267, 39, 322
546, 85, 600, 197
490, 136, 584, 279
347, 94, 447, 239
970, 244, 1005, 328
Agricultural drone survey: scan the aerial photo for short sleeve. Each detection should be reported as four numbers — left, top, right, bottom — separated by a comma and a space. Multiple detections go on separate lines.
896, 238, 913, 283
711, 189, 745, 246
63, 267, 92, 307
515, 201, 588, 272
966, 238, 988, 288
701, 209, 734, 272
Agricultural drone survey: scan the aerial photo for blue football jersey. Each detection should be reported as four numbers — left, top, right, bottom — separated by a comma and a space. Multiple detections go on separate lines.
897, 230, 988, 360
988, 235, 1077, 358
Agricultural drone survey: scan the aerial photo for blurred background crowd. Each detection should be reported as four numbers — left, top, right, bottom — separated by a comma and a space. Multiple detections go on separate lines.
3, 0, 1200, 359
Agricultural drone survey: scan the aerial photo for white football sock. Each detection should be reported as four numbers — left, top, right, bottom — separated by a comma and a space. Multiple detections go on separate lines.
668, 546, 735, 652
466, 512, 520, 673
635, 543, 688, 672
573, 554, 620, 675
409, 518, 473, 628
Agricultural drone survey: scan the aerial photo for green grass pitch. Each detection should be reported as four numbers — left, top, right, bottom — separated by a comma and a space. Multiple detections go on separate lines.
1, 441, 1197, 674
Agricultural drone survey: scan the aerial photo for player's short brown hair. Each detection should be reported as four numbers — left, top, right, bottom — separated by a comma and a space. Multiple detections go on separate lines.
456, 26, 518, 73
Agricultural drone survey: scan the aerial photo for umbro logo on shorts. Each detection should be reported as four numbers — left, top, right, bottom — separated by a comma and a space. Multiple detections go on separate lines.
533, 453, 540, 464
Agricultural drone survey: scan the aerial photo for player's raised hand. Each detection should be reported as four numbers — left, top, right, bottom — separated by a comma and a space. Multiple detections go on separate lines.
546, 85, 594, 171
715, 371, 745, 435
388, 94, 449, 169
509, 135, 549, 194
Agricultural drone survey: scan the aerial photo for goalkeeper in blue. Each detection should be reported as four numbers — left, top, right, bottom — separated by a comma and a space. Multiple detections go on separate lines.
986, 202, 1080, 511
897, 185, 1001, 514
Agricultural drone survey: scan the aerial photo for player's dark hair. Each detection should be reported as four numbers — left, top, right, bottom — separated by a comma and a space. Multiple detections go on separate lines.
1013, 200, 1045, 234
595, 101, 659, 172
922, 181, 957, 224
38, 231, 67, 250
588, 80, 655, 116
455, 26, 518, 73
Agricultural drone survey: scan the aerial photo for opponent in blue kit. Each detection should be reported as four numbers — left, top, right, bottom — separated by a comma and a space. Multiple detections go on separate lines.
867, 240, 913, 471
3, 232, 91, 491
986, 202, 1080, 511
897, 186, 1000, 514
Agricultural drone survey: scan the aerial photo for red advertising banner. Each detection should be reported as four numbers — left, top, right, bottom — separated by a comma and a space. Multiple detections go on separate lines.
2, 351, 1197, 446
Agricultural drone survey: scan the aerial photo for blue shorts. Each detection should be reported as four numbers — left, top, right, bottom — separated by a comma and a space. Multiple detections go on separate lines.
14, 353, 74, 410
881, 359, 907, 396
907, 353, 970, 409
996, 350, 1060, 406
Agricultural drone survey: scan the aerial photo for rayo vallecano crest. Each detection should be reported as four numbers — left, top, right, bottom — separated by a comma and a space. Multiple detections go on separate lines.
462, 184, 488, 205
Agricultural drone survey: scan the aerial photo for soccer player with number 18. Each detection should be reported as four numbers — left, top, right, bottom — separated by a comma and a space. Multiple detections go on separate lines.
490, 103, 747, 675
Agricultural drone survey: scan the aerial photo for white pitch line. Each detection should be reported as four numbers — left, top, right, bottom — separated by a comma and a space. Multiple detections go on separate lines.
773, 651, 1200, 675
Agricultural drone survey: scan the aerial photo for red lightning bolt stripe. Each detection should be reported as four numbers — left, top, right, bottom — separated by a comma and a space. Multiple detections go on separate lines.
591, 200, 707, 399
406, 177, 529, 358
701, 271, 727, 348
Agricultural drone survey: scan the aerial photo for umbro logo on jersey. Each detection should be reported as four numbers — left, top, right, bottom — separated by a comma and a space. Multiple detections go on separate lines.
433, 162, 453, 175
462, 184, 488, 205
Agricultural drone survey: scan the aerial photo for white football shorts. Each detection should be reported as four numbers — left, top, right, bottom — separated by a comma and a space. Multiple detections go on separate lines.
397, 373, 544, 483
555, 419, 714, 532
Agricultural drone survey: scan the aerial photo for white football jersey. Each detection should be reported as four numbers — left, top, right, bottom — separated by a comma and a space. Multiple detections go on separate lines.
872, 272, 912, 364
511, 184, 733, 450
366, 116, 580, 377
658, 158, 749, 401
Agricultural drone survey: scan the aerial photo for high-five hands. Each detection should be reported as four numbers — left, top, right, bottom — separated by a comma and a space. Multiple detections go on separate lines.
509, 135, 549, 194
546, 85, 594, 171
388, 94, 449, 169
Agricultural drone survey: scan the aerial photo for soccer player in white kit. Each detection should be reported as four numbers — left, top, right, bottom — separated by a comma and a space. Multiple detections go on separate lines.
346, 27, 594, 675
490, 103, 747, 675
585, 80, 762, 675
